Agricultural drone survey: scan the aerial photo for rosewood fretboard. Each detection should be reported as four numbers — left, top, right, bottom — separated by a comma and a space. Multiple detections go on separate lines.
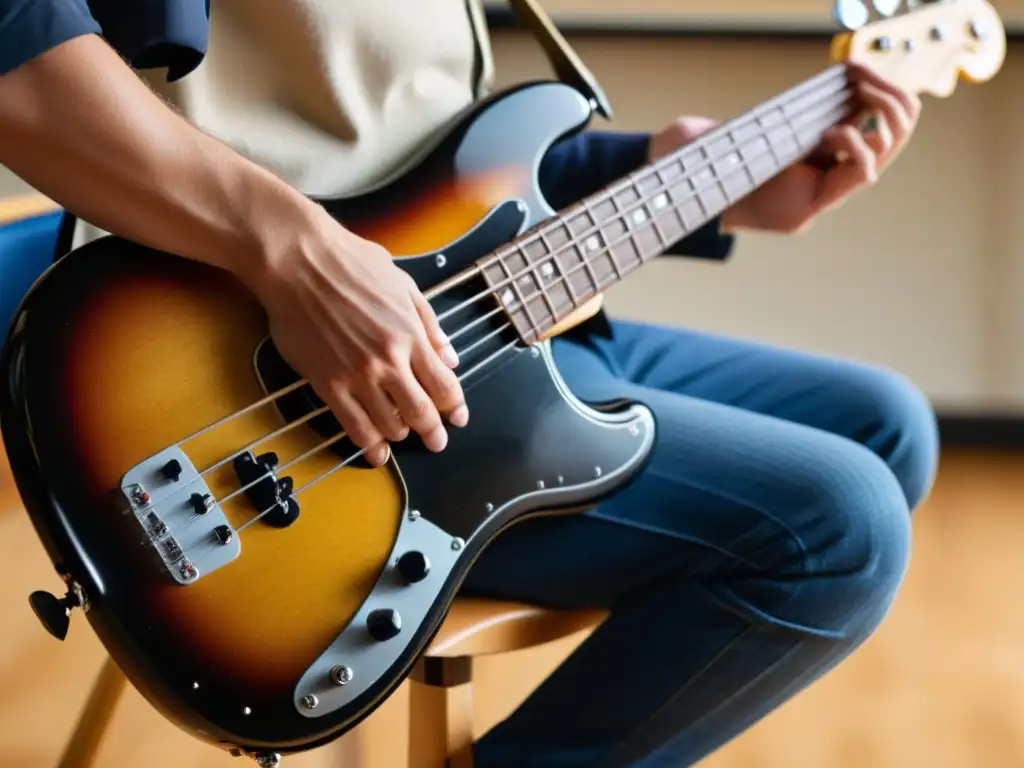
479, 63, 857, 343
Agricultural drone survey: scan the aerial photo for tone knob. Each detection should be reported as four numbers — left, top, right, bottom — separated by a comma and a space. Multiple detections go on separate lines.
366, 609, 402, 642
160, 459, 183, 482
396, 551, 431, 583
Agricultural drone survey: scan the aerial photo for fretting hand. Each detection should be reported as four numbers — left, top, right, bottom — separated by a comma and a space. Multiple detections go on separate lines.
648, 64, 922, 234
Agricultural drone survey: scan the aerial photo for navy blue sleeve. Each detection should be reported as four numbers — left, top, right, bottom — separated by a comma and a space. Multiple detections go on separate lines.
538, 130, 734, 261
0, 0, 102, 76
86, 0, 210, 81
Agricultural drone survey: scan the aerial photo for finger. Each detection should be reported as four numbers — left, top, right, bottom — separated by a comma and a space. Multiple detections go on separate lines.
815, 125, 877, 208
412, 289, 458, 369
856, 81, 913, 150
862, 110, 894, 159
322, 385, 391, 467
381, 367, 450, 452
410, 340, 469, 428
352, 380, 409, 443
848, 63, 921, 121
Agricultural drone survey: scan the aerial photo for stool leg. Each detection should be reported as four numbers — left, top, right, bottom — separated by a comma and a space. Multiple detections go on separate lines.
408, 657, 474, 768
57, 656, 127, 768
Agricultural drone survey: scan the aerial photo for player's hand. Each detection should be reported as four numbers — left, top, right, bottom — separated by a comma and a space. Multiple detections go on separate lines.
248, 207, 468, 467
649, 64, 922, 234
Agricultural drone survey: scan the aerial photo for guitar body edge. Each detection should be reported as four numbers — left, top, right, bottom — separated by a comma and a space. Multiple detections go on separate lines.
0, 80, 657, 757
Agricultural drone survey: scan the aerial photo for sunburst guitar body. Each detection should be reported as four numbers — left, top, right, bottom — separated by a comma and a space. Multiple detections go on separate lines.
0, 0, 1006, 762
2, 82, 655, 760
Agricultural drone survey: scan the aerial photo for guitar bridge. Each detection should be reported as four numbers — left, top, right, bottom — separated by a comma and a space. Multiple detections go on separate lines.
121, 447, 241, 585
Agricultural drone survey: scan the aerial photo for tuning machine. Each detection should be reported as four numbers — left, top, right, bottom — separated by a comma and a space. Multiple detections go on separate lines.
832, 0, 916, 30
29, 580, 88, 641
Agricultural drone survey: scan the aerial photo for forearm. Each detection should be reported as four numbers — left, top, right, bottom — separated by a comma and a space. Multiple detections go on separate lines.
0, 34, 316, 283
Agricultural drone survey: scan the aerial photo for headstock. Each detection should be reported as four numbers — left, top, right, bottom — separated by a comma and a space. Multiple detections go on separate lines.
829, 0, 1006, 97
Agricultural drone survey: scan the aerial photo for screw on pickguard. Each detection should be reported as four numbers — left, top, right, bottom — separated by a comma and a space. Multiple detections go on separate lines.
232, 451, 300, 528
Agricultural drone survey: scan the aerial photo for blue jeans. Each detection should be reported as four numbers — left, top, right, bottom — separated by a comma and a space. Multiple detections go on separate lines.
461, 318, 938, 768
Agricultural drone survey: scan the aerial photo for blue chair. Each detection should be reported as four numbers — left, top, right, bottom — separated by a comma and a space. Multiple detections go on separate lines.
0, 204, 62, 340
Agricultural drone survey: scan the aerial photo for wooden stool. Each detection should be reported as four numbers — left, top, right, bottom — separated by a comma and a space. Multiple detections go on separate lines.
408, 598, 607, 768
56, 599, 607, 768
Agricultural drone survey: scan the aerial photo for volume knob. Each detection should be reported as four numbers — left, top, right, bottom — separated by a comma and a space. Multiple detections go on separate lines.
396, 551, 431, 583
366, 609, 402, 642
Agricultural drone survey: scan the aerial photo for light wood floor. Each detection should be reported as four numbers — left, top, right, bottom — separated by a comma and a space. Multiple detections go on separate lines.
3, 449, 1024, 767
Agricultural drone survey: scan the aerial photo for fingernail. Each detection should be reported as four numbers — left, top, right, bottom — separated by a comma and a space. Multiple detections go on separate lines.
424, 426, 448, 452
449, 405, 469, 428
369, 445, 390, 467
396, 425, 410, 441
440, 345, 459, 368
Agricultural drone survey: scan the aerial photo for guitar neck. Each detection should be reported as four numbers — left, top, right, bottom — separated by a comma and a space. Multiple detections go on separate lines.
481, 62, 857, 343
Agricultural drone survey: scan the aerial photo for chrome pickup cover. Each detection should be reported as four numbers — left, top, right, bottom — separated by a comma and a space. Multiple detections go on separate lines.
121, 446, 241, 585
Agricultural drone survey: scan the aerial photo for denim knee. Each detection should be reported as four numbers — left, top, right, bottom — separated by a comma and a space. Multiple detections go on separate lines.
837, 364, 940, 511
728, 435, 913, 644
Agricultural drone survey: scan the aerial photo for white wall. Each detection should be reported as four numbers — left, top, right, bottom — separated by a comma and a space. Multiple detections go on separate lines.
0, 168, 30, 197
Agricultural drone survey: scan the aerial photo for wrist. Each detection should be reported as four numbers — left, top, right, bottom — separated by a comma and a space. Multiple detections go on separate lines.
220, 181, 331, 300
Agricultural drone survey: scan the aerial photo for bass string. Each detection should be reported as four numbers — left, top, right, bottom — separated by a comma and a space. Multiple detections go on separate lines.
233, 332, 521, 534
465, 64, 851, 281
153, 318, 515, 543
432, 82, 855, 324
126, 74, 856, 529
225, 92, 858, 539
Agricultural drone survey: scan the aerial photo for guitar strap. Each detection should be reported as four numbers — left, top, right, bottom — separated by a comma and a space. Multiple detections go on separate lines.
491, 0, 613, 119
54, 0, 613, 261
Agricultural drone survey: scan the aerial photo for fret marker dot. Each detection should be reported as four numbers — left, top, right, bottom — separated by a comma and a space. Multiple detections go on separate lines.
632, 209, 647, 225
586, 236, 600, 251
653, 194, 669, 209
501, 288, 515, 306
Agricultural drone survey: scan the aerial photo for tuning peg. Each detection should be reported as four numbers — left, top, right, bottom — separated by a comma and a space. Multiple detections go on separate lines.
29, 583, 86, 641
833, 0, 870, 30
871, 0, 902, 16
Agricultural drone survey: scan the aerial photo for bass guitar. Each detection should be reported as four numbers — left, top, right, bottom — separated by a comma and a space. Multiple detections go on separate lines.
0, 0, 1005, 763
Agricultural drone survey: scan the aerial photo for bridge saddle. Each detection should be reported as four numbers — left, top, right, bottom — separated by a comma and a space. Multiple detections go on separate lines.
121, 446, 241, 585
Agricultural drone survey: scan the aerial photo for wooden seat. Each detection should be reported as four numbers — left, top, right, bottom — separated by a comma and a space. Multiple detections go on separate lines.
409, 599, 608, 768
424, 598, 607, 658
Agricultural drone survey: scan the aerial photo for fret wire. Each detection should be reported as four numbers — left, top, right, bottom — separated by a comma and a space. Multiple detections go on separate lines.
647, 210, 669, 255
534, 229, 568, 312
574, 202, 605, 295
549, 215, 580, 308
500, 248, 544, 343
627, 175, 649, 266
526, 239, 561, 324
516, 242, 557, 337
599, 195, 626, 283
662, 159, 693, 242
757, 111, 784, 170
579, 238, 603, 297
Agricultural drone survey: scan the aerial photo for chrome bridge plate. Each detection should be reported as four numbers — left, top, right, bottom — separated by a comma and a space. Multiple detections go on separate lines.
121, 447, 241, 585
